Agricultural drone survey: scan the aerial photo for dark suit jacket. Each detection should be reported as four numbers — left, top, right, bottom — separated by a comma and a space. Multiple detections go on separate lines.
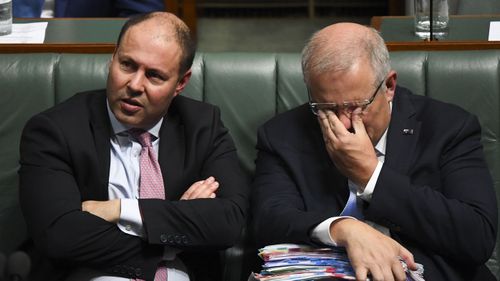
19, 90, 248, 280
251, 86, 498, 280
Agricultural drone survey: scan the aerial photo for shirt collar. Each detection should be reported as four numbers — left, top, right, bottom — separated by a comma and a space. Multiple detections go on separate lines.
106, 99, 163, 139
374, 101, 392, 156
375, 128, 388, 156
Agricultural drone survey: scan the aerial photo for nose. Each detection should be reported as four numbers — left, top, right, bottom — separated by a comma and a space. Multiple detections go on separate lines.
127, 71, 145, 93
338, 113, 352, 130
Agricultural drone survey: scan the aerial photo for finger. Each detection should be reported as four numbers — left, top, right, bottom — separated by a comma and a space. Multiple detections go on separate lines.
350, 107, 366, 134
188, 177, 218, 199
326, 111, 353, 142
380, 262, 397, 281
191, 180, 219, 199
398, 246, 417, 270
180, 180, 204, 200
354, 266, 368, 281
391, 258, 406, 281
317, 111, 339, 144
368, 265, 383, 281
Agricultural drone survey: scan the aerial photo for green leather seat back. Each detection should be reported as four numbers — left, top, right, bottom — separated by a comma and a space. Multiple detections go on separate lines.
56, 54, 109, 103
200, 53, 277, 174
0, 54, 59, 253
458, 0, 500, 14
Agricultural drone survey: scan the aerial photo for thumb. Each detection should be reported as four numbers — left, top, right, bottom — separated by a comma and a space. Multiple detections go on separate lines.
350, 108, 366, 134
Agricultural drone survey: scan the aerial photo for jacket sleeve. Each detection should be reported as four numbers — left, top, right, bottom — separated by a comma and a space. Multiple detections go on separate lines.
251, 124, 333, 247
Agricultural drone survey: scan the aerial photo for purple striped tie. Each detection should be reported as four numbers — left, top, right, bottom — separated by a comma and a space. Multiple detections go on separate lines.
129, 129, 167, 281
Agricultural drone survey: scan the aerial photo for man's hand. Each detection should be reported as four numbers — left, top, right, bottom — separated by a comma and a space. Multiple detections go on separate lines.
82, 199, 121, 223
180, 176, 219, 200
317, 109, 378, 188
331, 219, 417, 281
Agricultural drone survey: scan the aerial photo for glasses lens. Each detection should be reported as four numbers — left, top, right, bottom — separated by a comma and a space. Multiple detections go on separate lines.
314, 104, 339, 115
343, 104, 358, 114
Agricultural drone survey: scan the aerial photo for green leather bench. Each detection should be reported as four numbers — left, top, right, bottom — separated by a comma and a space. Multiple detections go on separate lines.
1, 50, 499, 280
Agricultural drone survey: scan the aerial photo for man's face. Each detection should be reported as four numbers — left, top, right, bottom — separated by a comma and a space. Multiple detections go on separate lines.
308, 61, 394, 145
106, 22, 191, 129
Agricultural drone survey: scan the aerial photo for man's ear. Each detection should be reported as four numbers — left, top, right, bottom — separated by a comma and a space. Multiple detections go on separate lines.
175, 69, 192, 95
384, 70, 397, 102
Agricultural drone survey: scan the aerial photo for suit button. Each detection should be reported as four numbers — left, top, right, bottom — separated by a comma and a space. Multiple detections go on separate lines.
175, 235, 181, 244
135, 268, 143, 277
167, 234, 175, 243
128, 266, 135, 276
160, 234, 168, 243
182, 235, 188, 245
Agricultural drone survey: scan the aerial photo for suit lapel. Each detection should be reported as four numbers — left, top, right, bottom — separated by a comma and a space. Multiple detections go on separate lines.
89, 91, 112, 200
385, 88, 421, 175
158, 103, 186, 200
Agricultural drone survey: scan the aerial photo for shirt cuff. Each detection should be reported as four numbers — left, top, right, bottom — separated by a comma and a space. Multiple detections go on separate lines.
117, 199, 145, 238
311, 216, 357, 247
357, 160, 383, 202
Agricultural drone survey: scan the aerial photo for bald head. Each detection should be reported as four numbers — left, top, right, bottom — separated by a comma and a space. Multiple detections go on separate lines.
116, 12, 196, 75
301, 22, 390, 88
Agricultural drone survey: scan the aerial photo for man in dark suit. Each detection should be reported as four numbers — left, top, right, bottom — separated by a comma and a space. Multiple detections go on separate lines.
19, 12, 248, 281
252, 22, 497, 281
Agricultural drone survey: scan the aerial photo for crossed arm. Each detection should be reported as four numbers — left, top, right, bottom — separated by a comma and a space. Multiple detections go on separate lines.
82, 176, 220, 223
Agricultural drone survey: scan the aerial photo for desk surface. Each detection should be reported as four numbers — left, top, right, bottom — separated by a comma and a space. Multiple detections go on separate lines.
0, 18, 126, 53
371, 15, 500, 51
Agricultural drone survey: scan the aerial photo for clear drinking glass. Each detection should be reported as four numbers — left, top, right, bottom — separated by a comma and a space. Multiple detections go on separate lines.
414, 0, 449, 39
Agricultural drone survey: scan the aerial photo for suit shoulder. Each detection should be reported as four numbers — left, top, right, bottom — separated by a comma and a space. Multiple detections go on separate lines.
169, 95, 221, 126
25, 90, 106, 129
398, 87, 474, 120
260, 104, 312, 131
36, 90, 105, 118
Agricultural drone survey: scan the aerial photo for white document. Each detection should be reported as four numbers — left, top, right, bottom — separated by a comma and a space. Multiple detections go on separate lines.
488, 21, 500, 41
0, 22, 48, 44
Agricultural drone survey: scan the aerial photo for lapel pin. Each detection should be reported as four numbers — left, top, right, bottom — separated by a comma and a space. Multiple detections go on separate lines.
402, 128, 414, 135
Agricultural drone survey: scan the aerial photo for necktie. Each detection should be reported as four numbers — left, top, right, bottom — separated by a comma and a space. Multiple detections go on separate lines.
129, 129, 165, 199
340, 149, 384, 220
129, 129, 167, 281
340, 187, 364, 220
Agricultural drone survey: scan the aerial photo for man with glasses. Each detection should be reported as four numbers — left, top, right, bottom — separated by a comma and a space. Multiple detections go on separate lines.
252, 22, 497, 281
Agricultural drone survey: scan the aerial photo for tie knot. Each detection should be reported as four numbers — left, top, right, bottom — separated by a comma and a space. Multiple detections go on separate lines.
128, 128, 152, 148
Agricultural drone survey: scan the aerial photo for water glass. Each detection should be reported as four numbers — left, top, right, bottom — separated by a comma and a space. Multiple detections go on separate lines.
414, 0, 449, 39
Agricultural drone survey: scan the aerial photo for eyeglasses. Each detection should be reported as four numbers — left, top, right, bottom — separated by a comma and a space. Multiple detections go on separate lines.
309, 78, 385, 116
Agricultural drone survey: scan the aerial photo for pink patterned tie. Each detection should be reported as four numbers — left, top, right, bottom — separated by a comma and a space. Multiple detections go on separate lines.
129, 129, 167, 281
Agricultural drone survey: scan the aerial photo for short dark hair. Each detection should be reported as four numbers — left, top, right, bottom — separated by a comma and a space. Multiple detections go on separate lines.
116, 12, 196, 75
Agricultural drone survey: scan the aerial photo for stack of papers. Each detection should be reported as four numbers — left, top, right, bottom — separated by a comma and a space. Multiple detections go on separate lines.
253, 244, 425, 281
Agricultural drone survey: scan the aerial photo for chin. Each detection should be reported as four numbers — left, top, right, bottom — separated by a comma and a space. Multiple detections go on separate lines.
116, 115, 141, 127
